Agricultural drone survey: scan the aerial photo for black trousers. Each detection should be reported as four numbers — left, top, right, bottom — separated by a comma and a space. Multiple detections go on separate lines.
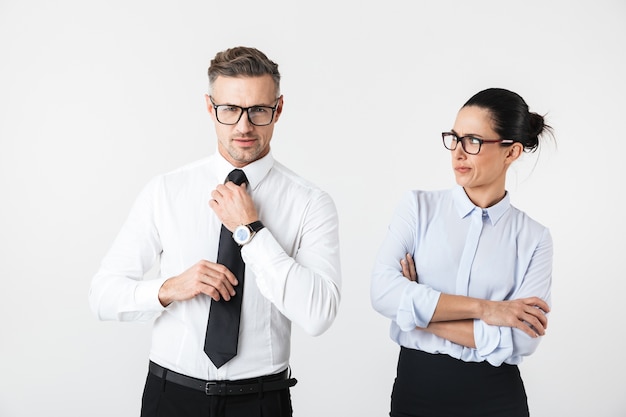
140, 366, 293, 417
390, 347, 529, 417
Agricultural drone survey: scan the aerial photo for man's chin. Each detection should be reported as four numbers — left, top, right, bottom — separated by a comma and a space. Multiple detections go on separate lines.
228, 149, 260, 166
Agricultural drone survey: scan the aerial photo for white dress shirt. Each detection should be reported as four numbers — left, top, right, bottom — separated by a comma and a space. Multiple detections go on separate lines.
371, 185, 552, 366
89, 151, 341, 380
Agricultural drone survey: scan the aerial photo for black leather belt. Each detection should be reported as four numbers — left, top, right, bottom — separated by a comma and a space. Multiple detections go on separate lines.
148, 361, 297, 396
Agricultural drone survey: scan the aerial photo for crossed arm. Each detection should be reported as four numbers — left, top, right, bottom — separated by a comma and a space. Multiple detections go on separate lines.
399, 254, 550, 348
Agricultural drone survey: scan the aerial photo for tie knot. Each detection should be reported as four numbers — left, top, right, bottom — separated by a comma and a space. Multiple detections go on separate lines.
226, 169, 248, 186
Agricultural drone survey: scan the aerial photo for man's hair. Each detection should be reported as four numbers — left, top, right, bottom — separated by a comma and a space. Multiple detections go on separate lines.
208, 46, 281, 97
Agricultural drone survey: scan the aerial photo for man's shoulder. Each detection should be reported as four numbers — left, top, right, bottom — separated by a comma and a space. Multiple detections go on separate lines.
143, 156, 215, 196
268, 160, 331, 198
163, 156, 213, 177
265, 161, 338, 220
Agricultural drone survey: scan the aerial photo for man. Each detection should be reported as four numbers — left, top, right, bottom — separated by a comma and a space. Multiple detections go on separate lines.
89, 46, 341, 417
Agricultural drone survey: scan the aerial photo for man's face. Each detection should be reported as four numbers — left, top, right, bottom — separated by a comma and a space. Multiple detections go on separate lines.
206, 75, 282, 168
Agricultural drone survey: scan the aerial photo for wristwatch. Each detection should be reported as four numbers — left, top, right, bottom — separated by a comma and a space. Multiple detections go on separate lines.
232, 221, 265, 246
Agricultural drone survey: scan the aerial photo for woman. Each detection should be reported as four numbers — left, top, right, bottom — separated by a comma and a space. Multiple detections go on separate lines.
371, 88, 553, 417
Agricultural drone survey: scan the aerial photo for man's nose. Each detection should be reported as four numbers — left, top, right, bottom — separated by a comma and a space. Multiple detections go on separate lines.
236, 111, 254, 132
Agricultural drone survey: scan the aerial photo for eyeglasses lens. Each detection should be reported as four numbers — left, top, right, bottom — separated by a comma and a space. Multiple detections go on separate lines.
443, 134, 480, 155
216, 106, 274, 126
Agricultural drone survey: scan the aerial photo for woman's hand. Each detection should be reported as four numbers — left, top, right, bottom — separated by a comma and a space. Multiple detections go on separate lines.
399, 252, 549, 338
481, 297, 550, 337
400, 253, 417, 282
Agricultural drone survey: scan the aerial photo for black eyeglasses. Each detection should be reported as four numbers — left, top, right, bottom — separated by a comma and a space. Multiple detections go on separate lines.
209, 96, 280, 126
442, 132, 514, 155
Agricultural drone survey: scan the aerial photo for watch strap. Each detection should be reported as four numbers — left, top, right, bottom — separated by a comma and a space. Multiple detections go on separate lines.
248, 220, 265, 233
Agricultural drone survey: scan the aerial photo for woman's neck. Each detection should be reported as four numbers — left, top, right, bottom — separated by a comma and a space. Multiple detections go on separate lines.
464, 187, 506, 209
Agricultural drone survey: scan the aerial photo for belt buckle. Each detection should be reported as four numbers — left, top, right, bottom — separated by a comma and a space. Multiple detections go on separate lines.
205, 381, 216, 396
205, 381, 228, 396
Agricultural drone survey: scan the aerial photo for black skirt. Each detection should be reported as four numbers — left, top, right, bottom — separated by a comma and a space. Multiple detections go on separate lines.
390, 347, 529, 417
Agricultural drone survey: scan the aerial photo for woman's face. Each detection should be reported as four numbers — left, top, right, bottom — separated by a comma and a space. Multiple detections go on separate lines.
450, 105, 521, 207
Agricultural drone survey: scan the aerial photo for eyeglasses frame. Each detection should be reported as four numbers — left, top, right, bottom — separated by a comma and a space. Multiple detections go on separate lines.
441, 131, 515, 155
209, 96, 281, 126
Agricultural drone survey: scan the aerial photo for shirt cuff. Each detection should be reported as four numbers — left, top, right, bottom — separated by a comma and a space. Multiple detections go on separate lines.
241, 228, 289, 302
133, 277, 169, 312
474, 319, 513, 366
396, 284, 441, 331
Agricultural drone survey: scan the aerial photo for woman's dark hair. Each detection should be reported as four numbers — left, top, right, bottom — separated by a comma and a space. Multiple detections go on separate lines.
463, 88, 553, 152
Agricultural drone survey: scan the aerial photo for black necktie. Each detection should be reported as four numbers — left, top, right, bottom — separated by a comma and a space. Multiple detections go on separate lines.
204, 169, 248, 368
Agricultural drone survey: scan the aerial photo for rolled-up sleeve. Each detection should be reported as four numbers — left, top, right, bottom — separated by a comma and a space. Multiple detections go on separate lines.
473, 227, 553, 365
371, 191, 441, 329
371, 187, 553, 366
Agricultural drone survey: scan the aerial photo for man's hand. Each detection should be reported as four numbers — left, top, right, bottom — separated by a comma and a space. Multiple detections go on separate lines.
158, 260, 239, 307
209, 181, 258, 231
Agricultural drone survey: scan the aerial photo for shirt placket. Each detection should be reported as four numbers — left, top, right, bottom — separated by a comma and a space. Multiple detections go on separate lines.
455, 208, 486, 295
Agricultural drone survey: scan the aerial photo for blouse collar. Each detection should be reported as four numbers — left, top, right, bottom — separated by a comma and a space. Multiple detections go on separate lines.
452, 185, 510, 225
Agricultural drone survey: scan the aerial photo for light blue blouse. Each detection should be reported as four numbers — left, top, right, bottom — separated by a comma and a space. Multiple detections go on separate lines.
371, 185, 552, 366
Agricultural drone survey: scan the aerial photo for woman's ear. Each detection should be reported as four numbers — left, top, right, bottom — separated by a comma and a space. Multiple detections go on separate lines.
506, 143, 523, 162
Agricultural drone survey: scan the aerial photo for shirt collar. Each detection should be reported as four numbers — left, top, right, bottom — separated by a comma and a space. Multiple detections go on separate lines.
452, 185, 510, 225
214, 151, 274, 190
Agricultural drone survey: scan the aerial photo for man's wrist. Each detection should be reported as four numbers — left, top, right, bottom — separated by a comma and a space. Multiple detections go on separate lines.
158, 278, 174, 307
233, 221, 265, 245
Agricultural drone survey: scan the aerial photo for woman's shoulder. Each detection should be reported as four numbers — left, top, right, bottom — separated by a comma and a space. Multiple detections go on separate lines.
396, 188, 453, 215
507, 204, 551, 240
403, 188, 453, 203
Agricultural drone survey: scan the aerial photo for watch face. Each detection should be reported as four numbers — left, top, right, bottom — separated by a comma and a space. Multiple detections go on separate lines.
234, 225, 250, 244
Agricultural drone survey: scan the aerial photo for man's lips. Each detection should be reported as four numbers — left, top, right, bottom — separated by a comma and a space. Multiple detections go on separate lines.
233, 138, 257, 146
455, 166, 471, 173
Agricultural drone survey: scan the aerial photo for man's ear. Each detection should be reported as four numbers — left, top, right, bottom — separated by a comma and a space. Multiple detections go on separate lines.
273, 95, 284, 122
205, 94, 214, 115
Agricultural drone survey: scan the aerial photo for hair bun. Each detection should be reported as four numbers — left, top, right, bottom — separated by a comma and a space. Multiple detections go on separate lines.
528, 112, 545, 139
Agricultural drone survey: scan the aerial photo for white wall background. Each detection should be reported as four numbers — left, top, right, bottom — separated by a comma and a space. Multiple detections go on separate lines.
1, 1, 625, 416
